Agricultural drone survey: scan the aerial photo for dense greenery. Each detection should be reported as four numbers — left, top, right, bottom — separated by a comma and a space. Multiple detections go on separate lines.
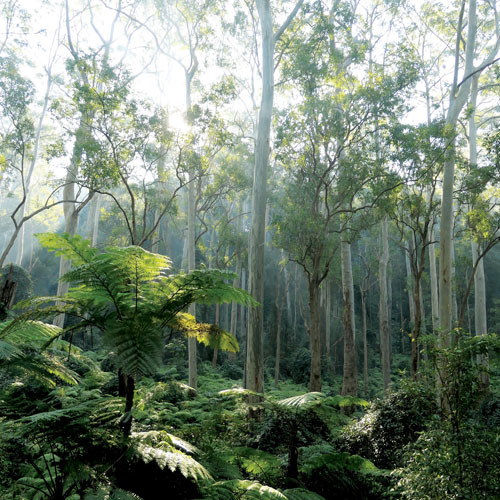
2, 0, 500, 498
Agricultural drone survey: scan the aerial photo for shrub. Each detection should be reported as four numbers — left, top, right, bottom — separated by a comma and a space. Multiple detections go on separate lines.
339, 380, 437, 468
393, 422, 500, 499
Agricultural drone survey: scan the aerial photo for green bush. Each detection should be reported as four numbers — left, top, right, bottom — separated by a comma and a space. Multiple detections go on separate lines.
339, 380, 437, 468
393, 422, 500, 499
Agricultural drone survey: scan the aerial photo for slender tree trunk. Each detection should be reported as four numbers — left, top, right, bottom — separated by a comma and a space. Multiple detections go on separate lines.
325, 281, 331, 363
274, 272, 283, 387
187, 171, 197, 389
405, 248, 415, 328
341, 240, 357, 396
379, 217, 390, 393
361, 288, 368, 395
472, 240, 489, 388
245, 0, 274, 398
440, 0, 477, 347
469, 73, 489, 389
429, 227, 440, 333
16, 70, 52, 266
87, 193, 101, 247
53, 117, 91, 328
308, 275, 322, 392
212, 303, 220, 368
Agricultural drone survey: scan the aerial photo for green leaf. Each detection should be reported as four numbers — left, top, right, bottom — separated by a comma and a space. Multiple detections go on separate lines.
277, 392, 324, 408
282, 488, 326, 500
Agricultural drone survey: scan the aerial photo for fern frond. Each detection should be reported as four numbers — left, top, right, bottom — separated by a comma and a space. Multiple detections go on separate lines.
201, 452, 243, 480
134, 443, 212, 482
218, 387, 263, 398
12, 397, 123, 439
0, 319, 62, 342
10, 352, 79, 386
201, 480, 287, 500
36, 232, 99, 266
132, 430, 199, 455
0, 338, 22, 361
277, 392, 324, 409
282, 489, 326, 500
229, 447, 281, 478
323, 395, 370, 408
173, 313, 239, 353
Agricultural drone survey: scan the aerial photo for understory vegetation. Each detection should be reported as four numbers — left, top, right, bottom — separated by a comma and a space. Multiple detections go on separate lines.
1, 251, 500, 499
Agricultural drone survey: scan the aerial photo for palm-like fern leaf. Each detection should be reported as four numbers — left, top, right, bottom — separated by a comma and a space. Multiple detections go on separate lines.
201, 480, 287, 500
131, 430, 211, 482
0, 320, 78, 386
36, 232, 99, 266
277, 392, 324, 409
173, 313, 239, 353
281, 489, 326, 500
228, 447, 281, 479
135, 444, 212, 482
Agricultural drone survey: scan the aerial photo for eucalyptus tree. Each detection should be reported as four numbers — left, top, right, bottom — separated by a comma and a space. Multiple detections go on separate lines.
273, 0, 415, 394
244, 0, 304, 400
0, 55, 68, 270
438, 0, 500, 347
387, 122, 445, 377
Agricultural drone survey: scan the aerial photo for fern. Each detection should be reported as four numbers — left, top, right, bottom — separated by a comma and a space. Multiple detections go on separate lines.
323, 394, 370, 409
0, 320, 78, 386
228, 447, 281, 480
281, 489, 326, 500
130, 430, 211, 483
201, 480, 287, 500
277, 392, 324, 409
301, 448, 378, 476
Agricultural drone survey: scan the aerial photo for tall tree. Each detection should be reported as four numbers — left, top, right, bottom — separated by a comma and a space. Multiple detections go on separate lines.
245, 0, 304, 399
439, 0, 499, 347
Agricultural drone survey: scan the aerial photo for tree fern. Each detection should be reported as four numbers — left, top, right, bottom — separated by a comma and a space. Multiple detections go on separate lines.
200, 479, 287, 500
200, 480, 325, 500
277, 392, 324, 409
228, 447, 281, 481
131, 431, 211, 482
26, 233, 257, 433
281, 489, 325, 500
0, 320, 78, 386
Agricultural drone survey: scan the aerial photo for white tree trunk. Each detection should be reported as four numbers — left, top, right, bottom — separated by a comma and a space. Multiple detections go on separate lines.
440, 0, 477, 345
245, 0, 274, 397
379, 217, 390, 393
429, 227, 439, 332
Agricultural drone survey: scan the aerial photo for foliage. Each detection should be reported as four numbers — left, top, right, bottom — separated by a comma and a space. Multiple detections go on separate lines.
339, 380, 437, 468
0, 387, 125, 499
392, 333, 500, 499
0, 319, 78, 387
392, 423, 500, 499
27, 232, 254, 381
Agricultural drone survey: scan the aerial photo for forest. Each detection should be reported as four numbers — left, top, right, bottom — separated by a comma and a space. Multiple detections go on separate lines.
1, 0, 500, 498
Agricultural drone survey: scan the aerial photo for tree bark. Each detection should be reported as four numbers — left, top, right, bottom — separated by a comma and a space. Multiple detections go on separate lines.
245, 0, 274, 398
429, 227, 439, 333
308, 275, 322, 392
379, 217, 391, 393
187, 171, 197, 389
341, 240, 357, 396
361, 287, 368, 395
440, 0, 477, 346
